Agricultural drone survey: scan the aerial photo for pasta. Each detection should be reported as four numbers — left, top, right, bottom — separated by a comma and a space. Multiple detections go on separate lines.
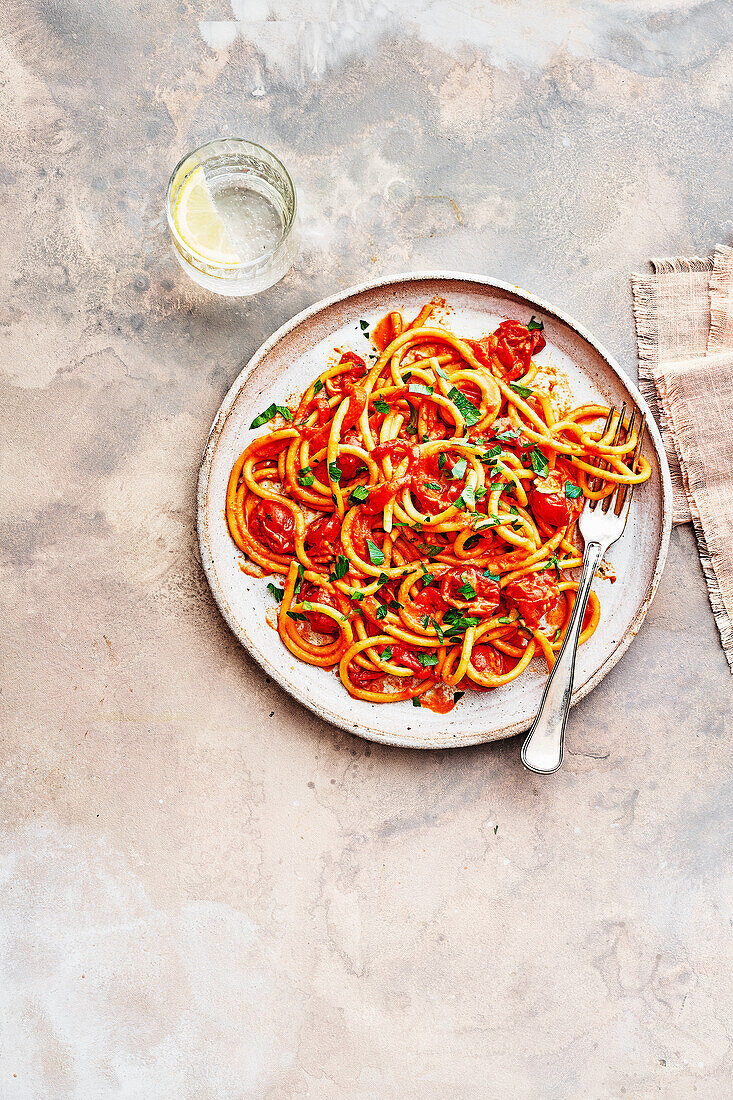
226, 302, 651, 712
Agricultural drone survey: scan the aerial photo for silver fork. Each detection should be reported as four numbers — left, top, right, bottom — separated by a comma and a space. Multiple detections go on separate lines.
521, 407, 646, 775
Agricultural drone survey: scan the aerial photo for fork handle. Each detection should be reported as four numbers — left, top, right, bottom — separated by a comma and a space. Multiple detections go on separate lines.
521, 540, 604, 775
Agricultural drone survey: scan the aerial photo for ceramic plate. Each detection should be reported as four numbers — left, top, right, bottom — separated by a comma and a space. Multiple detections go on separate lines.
198, 273, 672, 748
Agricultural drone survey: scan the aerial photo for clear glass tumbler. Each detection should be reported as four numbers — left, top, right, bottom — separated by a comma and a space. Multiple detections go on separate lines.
166, 138, 298, 297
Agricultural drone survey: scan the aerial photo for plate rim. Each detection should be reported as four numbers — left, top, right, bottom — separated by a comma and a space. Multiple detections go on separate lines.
197, 270, 673, 749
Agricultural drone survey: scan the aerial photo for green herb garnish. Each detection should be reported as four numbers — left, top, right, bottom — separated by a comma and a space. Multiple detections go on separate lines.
250, 403, 293, 429
366, 539, 385, 566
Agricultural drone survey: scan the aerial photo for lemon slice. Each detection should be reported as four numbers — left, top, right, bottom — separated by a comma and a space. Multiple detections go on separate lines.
173, 167, 239, 265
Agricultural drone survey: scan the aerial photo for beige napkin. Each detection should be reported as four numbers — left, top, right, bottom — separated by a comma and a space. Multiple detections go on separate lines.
632, 245, 733, 671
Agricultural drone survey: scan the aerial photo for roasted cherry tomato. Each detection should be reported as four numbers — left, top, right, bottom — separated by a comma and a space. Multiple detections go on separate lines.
504, 571, 560, 626
305, 512, 342, 559
457, 643, 504, 692
329, 351, 368, 393
333, 427, 365, 479
249, 499, 295, 555
349, 662, 383, 688
439, 566, 500, 613
306, 381, 367, 452
530, 469, 582, 527
469, 322, 545, 381
299, 582, 344, 635
389, 644, 436, 680
412, 585, 448, 616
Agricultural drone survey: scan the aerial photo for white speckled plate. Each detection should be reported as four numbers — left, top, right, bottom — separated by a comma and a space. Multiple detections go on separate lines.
198, 273, 672, 748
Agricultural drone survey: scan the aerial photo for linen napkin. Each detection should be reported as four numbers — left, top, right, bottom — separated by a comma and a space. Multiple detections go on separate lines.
632, 245, 733, 671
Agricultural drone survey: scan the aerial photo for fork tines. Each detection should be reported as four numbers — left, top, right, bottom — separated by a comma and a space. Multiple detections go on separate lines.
587, 405, 646, 516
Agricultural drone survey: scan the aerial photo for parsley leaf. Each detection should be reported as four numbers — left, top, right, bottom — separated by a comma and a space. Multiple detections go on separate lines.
458, 575, 477, 600
409, 383, 433, 396
527, 315, 544, 332
426, 481, 443, 492
451, 457, 467, 480
349, 485, 370, 505
412, 696, 422, 707
297, 465, 314, 487
434, 364, 448, 380
565, 481, 583, 499
433, 619, 445, 643
330, 555, 350, 580
447, 386, 481, 426
250, 403, 293, 429
438, 452, 447, 470
366, 539, 385, 566
374, 398, 390, 414
418, 652, 438, 667
510, 382, 534, 399
266, 583, 285, 602
328, 461, 342, 483
313, 379, 324, 394
375, 603, 388, 620
459, 485, 476, 509
294, 563, 304, 596
359, 319, 369, 331
382, 646, 393, 661
530, 448, 549, 478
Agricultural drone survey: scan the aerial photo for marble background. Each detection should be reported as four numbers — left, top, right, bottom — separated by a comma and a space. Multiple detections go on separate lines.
2, 1, 732, 1096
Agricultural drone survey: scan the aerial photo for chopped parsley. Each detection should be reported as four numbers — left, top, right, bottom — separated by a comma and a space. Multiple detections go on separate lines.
359, 319, 370, 331
375, 603, 388, 620
565, 481, 583, 499
266, 583, 284, 602
297, 465, 315, 487
330, 555, 350, 580
250, 403, 293, 429
447, 386, 481, 426
328, 461, 342, 483
313, 379, 324, 394
382, 646, 393, 661
412, 696, 422, 707
438, 452, 447, 470
510, 382, 534, 399
451, 457, 467, 480
458, 575, 477, 600
366, 539, 385, 566
418, 652, 438, 667
373, 398, 390, 414
527, 315, 544, 332
530, 448, 549, 478
349, 484, 370, 505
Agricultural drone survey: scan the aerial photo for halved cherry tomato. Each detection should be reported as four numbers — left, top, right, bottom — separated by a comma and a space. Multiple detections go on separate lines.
457, 644, 504, 692
299, 582, 344, 635
412, 585, 448, 616
249, 499, 295, 554
439, 566, 500, 613
305, 512, 342, 559
389, 644, 436, 680
349, 662, 383, 688
530, 469, 581, 527
329, 351, 367, 394
334, 427, 365, 479
305, 381, 367, 452
504, 571, 560, 626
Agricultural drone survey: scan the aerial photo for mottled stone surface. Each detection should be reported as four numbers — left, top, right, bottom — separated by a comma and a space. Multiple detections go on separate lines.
2, 2, 732, 1097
